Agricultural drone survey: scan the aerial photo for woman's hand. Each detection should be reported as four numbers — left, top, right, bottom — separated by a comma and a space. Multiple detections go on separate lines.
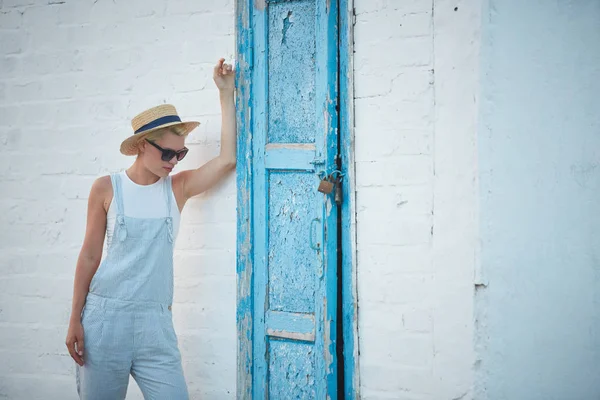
213, 57, 234, 92
66, 319, 85, 366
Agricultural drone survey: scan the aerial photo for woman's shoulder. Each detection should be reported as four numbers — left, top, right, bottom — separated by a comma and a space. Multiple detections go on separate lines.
92, 175, 112, 192
90, 175, 114, 213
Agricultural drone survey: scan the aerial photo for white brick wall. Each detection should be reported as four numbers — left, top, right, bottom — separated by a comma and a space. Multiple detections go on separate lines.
0, 1, 236, 398
1, 0, 484, 398
354, 0, 481, 398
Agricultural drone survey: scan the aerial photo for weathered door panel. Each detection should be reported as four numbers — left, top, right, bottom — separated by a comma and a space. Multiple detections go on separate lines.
250, 0, 339, 398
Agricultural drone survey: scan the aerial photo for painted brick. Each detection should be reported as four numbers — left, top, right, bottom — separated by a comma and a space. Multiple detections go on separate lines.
178, 331, 236, 370
355, 157, 433, 187
173, 298, 235, 331
358, 271, 434, 305
355, 67, 433, 102
18, 52, 69, 76
55, 1, 93, 25
0, 30, 26, 54
63, 24, 102, 49
7, 80, 42, 102
355, 94, 433, 132
355, 8, 431, 43
166, 0, 233, 16
357, 185, 433, 216
355, 0, 433, 16
357, 243, 433, 275
174, 274, 235, 304
0, 8, 22, 28
174, 251, 235, 280
181, 195, 236, 224
354, 0, 478, 398
360, 363, 434, 395
360, 330, 433, 368
179, 90, 224, 115
0, 296, 70, 325
0, 55, 20, 78
355, 128, 432, 161
361, 388, 430, 400
28, 26, 69, 51
359, 301, 433, 334
0, 376, 77, 400
22, 4, 60, 27
0, 200, 68, 225
0, 276, 73, 302
354, 36, 432, 73
42, 75, 78, 100
2, 0, 34, 8
357, 214, 432, 247
187, 12, 235, 37
0, 1, 237, 398
0, 250, 77, 275
0, 350, 73, 376
182, 35, 235, 65
403, 307, 434, 333
0, 105, 21, 126
186, 115, 226, 142
1, 325, 68, 354
0, 0, 481, 398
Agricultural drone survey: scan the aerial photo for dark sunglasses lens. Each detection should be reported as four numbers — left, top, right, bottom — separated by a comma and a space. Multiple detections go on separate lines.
177, 148, 189, 161
161, 150, 177, 161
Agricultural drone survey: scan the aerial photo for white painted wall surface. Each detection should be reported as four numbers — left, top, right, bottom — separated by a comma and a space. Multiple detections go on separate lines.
475, 1, 600, 399
11, 0, 596, 399
353, 0, 480, 398
0, 1, 236, 398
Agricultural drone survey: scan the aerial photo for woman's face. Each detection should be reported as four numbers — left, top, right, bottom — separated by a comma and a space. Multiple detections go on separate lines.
138, 131, 186, 177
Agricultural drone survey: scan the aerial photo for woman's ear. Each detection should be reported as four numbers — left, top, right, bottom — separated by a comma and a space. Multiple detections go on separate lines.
138, 140, 147, 155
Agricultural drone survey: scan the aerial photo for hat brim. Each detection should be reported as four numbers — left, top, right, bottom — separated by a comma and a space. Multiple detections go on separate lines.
119, 121, 200, 156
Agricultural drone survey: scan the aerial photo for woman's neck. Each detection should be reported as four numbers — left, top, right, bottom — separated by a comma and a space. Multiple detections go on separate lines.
126, 159, 160, 186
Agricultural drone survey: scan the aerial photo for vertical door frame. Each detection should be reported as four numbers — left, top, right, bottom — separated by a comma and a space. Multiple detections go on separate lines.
338, 1, 359, 397
235, 0, 359, 398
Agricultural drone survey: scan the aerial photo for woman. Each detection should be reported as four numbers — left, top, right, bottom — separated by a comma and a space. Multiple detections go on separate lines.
65, 58, 236, 399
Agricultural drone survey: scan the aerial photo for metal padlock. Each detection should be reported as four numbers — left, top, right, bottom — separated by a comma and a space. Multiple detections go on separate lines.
334, 178, 343, 205
318, 177, 334, 194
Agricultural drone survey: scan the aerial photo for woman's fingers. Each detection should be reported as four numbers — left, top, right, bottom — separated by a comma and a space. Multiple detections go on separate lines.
66, 337, 84, 366
77, 337, 85, 357
214, 58, 226, 76
214, 58, 234, 78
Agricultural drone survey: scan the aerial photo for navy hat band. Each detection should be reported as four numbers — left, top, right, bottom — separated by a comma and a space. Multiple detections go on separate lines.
134, 115, 182, 134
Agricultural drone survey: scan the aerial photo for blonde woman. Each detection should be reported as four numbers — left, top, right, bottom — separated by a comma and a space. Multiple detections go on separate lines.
65, 58, 236, 399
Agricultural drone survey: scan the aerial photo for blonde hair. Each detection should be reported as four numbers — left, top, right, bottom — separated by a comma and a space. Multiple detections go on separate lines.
137, 125, 188, 154
145, 125, 188, 141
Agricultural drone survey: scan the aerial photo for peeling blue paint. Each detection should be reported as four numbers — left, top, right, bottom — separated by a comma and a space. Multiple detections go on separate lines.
237, 0, 354, 398
268, 1, 316, 144
268, 171, 318, 313
235, 0, 254, 393
269, 339, 316, 398
339, 0, 359, 396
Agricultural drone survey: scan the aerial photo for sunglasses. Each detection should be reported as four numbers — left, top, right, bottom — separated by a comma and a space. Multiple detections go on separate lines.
146, 139, 189, 162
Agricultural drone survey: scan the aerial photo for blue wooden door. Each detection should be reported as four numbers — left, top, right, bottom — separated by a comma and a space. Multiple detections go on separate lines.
237, 0, 340, 398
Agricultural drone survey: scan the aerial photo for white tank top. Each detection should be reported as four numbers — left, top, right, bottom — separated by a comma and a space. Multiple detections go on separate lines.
105, 170, 180, 249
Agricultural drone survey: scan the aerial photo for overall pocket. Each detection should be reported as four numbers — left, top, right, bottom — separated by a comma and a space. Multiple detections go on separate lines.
81, 303, 106, 349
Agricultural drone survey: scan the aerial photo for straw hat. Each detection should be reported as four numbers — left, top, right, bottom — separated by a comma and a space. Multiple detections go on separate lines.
120, 104, 200, 156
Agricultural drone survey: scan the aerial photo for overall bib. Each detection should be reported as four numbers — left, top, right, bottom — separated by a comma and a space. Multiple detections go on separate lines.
76, 173, 188, 400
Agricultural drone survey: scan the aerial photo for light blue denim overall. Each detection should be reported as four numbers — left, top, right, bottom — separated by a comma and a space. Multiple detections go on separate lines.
76, 173, 188, 399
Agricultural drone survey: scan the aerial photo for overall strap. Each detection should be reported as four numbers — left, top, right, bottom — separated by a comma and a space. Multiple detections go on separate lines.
163, 176, 172, 216
163, 176, 174, 243
110, 173, 127, 242
110, 173, 126, 215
